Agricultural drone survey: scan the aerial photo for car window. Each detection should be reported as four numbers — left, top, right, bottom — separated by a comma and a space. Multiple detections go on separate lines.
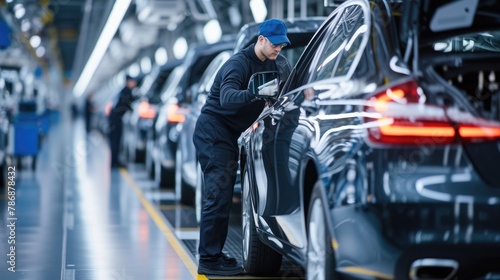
308, 12, 346, 83
160, 66, 185, 103
423, 31, 500, 54
308, 5, 367, 83
280, 47, 306, 68
335, 6, 366, 77
198, 51, 231, 95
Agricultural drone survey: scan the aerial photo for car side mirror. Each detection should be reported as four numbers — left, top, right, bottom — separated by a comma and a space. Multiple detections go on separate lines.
247, 71, 280, 97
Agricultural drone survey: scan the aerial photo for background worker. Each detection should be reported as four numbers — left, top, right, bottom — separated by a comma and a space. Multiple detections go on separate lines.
107, 75, 137, 168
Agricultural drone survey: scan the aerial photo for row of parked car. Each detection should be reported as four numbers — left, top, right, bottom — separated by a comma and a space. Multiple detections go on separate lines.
120, 0, 500, 278
120, 17, 327, 214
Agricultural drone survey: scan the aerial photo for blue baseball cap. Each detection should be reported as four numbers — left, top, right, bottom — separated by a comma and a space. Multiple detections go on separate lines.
258, 18, 291, 46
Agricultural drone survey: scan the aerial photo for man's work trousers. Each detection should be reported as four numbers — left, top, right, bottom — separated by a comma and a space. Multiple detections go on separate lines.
193, 113, 239, 262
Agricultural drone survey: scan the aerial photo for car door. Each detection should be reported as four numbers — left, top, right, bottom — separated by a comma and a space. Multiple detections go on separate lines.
266, 2, 372, 248
247, 6, 346, 246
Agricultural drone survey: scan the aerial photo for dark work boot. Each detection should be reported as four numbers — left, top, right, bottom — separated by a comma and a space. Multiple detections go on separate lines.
197, 258, 244, 276
217, 252, 237, 266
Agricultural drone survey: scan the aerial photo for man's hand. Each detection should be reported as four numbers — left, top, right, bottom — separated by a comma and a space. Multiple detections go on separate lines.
258, 79, 279, 96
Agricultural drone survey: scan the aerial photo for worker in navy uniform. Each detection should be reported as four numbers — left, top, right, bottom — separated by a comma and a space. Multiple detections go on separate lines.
193, 18, 291, 276
84, 92, 95, 133
108, 75, 137, 168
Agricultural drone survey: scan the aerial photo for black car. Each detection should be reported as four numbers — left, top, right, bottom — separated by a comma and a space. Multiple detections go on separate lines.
150, 38, 236, 188
122, 59, 182, 167
239, 0, 500, 279
175, 50, 232, 209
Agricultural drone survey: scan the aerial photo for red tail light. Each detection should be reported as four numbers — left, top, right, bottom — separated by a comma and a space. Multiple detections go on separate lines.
458, 124, 500, 142
105, 101, 112, 116
138, 101, 156, 119
366, 80, 456, 144
366, 80, 500, 144
166, 104, 185, 123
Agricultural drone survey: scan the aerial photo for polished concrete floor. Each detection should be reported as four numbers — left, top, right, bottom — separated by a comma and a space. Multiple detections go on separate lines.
0, 113, 201, 280
0, 113, 304, 280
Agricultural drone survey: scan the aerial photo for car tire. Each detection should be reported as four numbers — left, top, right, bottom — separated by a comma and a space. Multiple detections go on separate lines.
176, 145, 194, 205
134, 148, 145, 163
145, 131, 155, 178
145, 147, 155, 179
306, 182, 337, 280
154, 153, 174, 189
241, 168, 282, 276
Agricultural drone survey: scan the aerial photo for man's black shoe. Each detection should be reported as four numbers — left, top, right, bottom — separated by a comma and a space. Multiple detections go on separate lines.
197, 259, 244, 276
216, 252, 237, 266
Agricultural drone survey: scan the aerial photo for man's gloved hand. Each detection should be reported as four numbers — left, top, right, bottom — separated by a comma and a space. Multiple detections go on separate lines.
257, 79, 279, 97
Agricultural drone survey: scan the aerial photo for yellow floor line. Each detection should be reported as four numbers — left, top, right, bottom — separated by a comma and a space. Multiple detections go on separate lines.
207, 277, 296, 280
175, 227, 200, 231
120, 168, 208, 280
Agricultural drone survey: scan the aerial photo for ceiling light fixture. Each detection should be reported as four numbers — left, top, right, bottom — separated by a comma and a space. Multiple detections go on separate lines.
14, 4, 26, 19
203, 19, 222, 44
155, 47, 168, 66
30, 35, 41, 48
140, 57, 152, 74
173, 37, 187, 60
127, 63, 140, 77
73, 0, 132, 97
249, 0, 267, 23
21, 19, 31, 32
36, 46, 45, 57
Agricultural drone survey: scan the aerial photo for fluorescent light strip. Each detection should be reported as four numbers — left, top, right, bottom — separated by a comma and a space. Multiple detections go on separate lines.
73, 0, 132, 97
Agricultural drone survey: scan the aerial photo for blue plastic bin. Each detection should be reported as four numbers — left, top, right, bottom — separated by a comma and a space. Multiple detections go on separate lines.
13, 113, 40, 156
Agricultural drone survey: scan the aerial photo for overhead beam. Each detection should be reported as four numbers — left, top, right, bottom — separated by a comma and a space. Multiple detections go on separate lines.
73, 0, 131, 97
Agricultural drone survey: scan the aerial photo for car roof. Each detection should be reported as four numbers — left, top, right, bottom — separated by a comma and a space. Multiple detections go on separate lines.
184, 35, 237, 65
233, 17, 327, 53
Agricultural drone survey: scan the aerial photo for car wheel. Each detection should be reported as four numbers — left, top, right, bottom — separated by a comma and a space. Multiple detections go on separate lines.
144, 131, 155, 179
176, 145, 194, 205
241, 168, 282, 276
307, 182, 337, 280
122, 131, 132, 163
154, 150, 163, 187
145, 144, 154, 179
195, 162, 203, 224
154, 153, 159, 183
135, 148, 145, 163
154, 151, 173, 189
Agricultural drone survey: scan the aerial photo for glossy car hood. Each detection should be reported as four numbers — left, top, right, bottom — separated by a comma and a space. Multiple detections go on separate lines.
401, 0, 500, 43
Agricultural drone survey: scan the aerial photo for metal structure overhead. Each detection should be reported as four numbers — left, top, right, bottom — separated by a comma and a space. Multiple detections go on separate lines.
49, 0, 87, 76
1, 0, 334, 95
